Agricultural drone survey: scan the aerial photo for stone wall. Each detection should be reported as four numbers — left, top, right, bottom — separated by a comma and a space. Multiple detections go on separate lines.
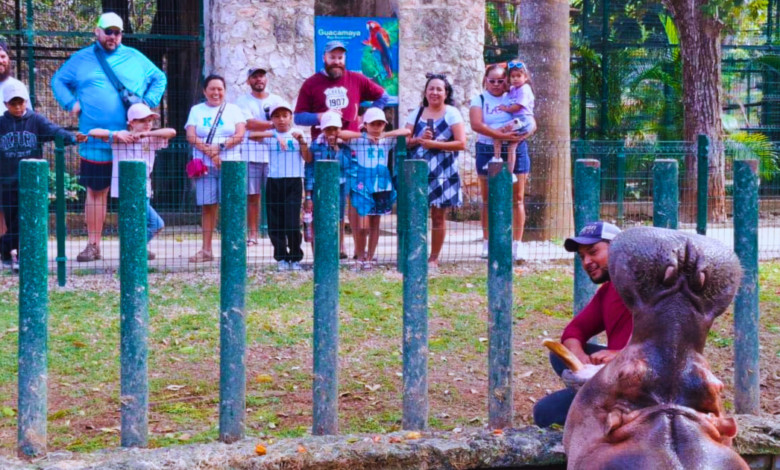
204, 0, 316, 105
397, 0, 485, 126
204, 0, 485, 127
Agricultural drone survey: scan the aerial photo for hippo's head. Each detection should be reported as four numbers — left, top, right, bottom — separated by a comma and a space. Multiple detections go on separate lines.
608, 227, 742, 352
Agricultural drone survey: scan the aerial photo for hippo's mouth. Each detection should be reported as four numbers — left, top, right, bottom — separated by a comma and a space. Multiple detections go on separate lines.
603, 403, 735, 445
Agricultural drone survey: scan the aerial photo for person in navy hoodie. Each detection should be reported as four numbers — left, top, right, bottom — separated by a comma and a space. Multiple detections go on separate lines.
0, 82, 85, 271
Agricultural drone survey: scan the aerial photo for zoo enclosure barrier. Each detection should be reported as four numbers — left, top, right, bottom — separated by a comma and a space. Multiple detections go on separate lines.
1, 135, 778, 282
12, 156, 763, 457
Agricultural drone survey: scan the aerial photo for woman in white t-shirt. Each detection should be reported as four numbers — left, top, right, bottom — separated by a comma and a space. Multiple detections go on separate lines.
404, 73, 467, 270
469, 63, 534, 263
185, 74, 246, 263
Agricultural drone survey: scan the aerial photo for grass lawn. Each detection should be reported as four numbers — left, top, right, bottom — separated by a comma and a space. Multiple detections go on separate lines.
1, 262, 779, 456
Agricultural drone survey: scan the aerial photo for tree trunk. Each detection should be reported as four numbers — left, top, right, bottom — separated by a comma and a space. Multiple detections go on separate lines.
663, 0, 726, 223
518, 0, 573, 240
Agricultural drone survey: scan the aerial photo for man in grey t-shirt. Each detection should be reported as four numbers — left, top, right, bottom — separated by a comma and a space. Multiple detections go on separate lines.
236, 67, 282, 245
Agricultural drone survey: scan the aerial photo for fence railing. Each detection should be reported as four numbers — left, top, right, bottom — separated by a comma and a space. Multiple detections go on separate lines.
1, 135, 779, 284
10, 154, 763, 458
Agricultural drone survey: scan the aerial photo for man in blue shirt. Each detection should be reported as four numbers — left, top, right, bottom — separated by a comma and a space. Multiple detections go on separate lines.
52, 12, 167, 262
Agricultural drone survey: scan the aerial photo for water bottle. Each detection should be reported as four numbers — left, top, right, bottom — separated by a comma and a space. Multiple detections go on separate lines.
303, 211, 313, 242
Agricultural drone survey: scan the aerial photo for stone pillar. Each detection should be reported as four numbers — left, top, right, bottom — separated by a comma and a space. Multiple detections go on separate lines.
205, 0, 485, 128
205, 0, 316, 104
397, 0, 485, 124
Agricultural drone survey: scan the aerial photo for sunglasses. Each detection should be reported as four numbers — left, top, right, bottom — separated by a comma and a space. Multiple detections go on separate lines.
426, 72, 447, 81
102, 28, 122, 36
487, 79, 506, 85
508, 61, 525, 70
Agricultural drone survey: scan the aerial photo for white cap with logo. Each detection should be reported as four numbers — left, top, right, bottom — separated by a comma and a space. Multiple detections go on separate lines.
3, 81, 30, 104
362, 107, 387, 124
318, 111, 343, 129
268, 100, 294, 118
127, 103, 159, 122
97, 12, 124, 31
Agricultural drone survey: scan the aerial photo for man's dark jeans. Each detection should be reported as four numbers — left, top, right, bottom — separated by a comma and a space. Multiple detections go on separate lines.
532, 343, 607, 428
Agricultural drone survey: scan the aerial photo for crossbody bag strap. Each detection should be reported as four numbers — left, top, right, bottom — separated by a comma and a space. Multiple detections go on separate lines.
205, 103, 227, 145
94, 44, 126, 94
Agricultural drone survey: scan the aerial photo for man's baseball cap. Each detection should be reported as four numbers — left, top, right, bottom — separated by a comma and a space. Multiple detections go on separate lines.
564, 221, 621, 252
318, 111, 342, 129
127, 103, 159, 122
268, 100, 293, 117
97, 12, 124, 31
3, 81, 29, 103
324, 40, 347, 53
363, 107, 387, 124
247, 67, 268, 77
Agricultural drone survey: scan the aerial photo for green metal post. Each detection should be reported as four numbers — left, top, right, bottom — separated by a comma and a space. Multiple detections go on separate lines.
119, 161, 149, 448
573, 159, 600, 314
313, 160, 340, 435
402, 159, 428, 431
616, 143, 625, 227
54, 136, 67, 287
17, 159, 49, 459
219, 161, 247, 443
396, 136, 407, 273
697, 135, 709, 235
24, 0, 35, 108
734, 160, 760, 415
487, 161, 513, 429
653, 159, 679, 230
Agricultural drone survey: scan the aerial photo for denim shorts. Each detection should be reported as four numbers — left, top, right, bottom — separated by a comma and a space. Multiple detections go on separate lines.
475, 141, 530, 176
194, 168, 220, 206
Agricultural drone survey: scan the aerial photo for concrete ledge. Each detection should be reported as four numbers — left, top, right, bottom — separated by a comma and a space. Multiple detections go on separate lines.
2, 415, 779, 470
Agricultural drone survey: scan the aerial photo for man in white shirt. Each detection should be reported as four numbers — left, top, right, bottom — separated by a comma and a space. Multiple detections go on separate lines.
236, 67, 283, 245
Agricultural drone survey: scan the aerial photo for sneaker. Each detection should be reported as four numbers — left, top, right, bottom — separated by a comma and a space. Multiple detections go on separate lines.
362, 261, 375, 271
290, 261, 302, 271
2, 252, 19, 273
277, 260, 289, 272
76, 243, 101, 262
147, 251, 156, 261
481, 240, 489, 259
189, 250, 214, 263
513, 241, 526, 262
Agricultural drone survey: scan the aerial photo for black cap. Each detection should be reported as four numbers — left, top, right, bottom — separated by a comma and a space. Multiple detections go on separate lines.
247, 67, 267, 77
564, 221, 621, 252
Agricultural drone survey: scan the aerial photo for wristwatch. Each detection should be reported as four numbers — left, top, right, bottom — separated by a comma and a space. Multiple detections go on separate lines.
219, 143, 226, 151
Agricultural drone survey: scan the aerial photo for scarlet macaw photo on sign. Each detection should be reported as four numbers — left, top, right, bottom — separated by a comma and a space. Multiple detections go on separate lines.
314, 16, 399, 105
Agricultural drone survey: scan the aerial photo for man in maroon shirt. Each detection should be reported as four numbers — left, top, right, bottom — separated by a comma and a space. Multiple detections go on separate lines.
294, 40, 389, 140
533, 221, 633, 427
294, 40, 389, 258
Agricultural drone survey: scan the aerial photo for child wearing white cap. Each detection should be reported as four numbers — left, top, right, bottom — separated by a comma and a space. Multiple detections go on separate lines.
87, 103, 176, 260
0, 82, 85, 271
338, 107, 410, 269
248, 100, 311, 271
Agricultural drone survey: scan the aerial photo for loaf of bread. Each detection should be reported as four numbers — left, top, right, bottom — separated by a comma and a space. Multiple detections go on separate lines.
542, 338, 584, 372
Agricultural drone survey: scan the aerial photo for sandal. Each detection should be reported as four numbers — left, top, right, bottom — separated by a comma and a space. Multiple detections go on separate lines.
189, 250, 214, 263
247, 239, 258, 247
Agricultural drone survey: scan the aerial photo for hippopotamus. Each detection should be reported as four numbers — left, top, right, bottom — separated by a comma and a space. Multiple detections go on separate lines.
563, 227, 749, 470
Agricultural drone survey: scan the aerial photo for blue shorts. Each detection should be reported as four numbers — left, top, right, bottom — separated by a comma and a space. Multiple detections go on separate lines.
79, 159, 113, 191
475, 141, 530, 176
351, 190, 395, 217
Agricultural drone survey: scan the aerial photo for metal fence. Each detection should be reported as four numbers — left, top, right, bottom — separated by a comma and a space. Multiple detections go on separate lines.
1, 136, 779, 279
